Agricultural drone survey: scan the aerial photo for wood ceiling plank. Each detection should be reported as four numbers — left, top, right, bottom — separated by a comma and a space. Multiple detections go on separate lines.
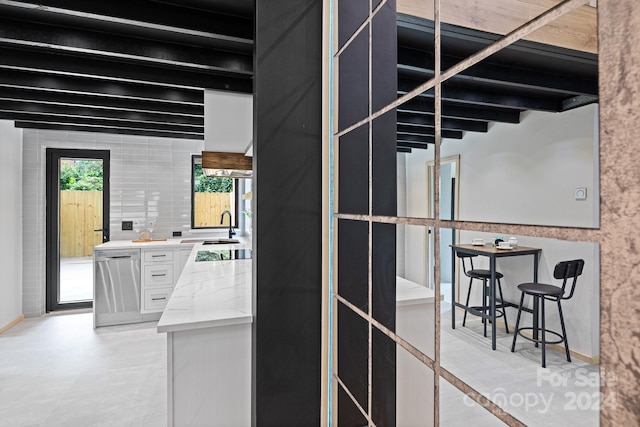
397, 0, 597, 53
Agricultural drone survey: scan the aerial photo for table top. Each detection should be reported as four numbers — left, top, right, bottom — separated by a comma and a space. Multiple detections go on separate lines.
451, 243, 541, 257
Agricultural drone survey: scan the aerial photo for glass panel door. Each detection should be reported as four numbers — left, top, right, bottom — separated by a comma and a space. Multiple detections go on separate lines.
46, 149, 110, 311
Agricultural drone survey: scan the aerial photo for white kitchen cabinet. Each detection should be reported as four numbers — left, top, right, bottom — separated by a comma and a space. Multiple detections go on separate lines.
140, 247, 190, 314
180, 248, 191, 270
143, 263, 174, 287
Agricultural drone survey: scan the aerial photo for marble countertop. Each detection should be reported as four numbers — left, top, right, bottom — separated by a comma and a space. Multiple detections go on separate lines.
94, 238, 188, 250
94, 235, 250, 250
157, 241, 252, 333
396, 276, 441, 306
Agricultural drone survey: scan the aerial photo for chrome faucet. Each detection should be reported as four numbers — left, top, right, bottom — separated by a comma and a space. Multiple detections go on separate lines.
220, 210, 236, 239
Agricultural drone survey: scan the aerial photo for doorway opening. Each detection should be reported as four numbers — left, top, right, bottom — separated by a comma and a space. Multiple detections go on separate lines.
46, 149, 110, 312
426, 155, 460, 304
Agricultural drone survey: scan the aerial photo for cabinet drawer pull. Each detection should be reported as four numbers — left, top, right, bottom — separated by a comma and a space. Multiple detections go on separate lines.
152, 254, 166, 258
151, 273, 167, 277
151, 296, 167, 301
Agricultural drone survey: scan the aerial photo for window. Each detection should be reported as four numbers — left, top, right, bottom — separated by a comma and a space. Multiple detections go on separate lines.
191, 155, 237, 229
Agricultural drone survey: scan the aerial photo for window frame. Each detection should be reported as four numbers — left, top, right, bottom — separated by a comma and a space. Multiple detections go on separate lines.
190, 154, 240, 230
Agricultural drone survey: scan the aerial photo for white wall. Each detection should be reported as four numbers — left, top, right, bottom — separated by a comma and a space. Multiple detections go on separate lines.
442, 104, 599, 228
0, 120, 23, 329
204, 90, 253, 153
398, 105, 600, 358
22, 129, 204, 317
459, 231, 599, 358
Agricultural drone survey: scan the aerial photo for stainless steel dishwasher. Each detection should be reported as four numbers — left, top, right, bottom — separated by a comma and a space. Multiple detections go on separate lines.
94, 248, 141, 327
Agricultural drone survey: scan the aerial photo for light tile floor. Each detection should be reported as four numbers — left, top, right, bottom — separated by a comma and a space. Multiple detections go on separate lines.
441, 308, 600, 427
0, 312, 165, 427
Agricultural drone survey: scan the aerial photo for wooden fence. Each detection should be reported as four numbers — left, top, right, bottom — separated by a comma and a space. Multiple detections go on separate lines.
59, 191, 232, 256
194, 192, 234, 227
60, 190, 103, 257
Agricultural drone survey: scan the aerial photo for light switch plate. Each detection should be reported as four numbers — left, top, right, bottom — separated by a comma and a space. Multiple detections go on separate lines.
122, 221, 133, 230
575, 188, 587, 200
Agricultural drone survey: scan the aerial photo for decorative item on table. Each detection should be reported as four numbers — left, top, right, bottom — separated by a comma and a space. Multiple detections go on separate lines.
508, 236, 518, 247
471, 238, 484, 246
497, 241, 512, 249
493, 237, 505, 247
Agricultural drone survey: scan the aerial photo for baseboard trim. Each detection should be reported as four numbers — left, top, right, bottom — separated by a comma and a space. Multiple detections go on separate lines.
0, 315, 24, 334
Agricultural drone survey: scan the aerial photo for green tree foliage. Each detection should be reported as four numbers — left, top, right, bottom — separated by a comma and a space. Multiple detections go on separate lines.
193, 164, 233, 193
60, 160, 103, 191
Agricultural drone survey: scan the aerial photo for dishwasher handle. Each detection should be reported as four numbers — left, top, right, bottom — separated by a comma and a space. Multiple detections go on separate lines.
106, 255, 132, 259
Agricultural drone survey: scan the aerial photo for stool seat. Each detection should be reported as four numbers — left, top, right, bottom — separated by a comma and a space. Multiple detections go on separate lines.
456, 253, 509, 335
517, 283, 563, 297
469, 270, 504, 280
511, 259, 584, 368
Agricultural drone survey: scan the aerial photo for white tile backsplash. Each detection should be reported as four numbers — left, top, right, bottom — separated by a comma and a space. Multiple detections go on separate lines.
22, 129, 203, 317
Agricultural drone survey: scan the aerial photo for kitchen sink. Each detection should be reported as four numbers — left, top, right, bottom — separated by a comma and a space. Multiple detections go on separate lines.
180, 238, 240, 244
202, 239, 240, 245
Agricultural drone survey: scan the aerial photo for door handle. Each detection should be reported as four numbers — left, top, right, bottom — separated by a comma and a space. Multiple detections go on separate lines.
94, 228, 104, 232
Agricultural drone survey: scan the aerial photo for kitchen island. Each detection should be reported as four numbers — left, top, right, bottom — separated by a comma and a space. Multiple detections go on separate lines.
93, 238, 196, 328
157, 241, 252, 427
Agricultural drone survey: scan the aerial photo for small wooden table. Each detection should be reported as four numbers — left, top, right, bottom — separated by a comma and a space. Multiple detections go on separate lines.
450, 243, 542, 350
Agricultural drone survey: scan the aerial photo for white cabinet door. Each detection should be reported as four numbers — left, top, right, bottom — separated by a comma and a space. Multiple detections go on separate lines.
180, 248, 191, 271
143, 264, 174, 287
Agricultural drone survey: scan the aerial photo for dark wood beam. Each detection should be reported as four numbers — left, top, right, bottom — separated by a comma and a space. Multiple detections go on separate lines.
0, 68, 203, 104
397, 141, 429, 150
0, 17, 253, 74
398, 47, 598, 97
0, 99, 203, 126
397, 124, 463, 139
398, 97, 521, 124
0, 46, 253, 92
397, 111, 488, 132
15, 121, 202, 139
399, 79, 563, 112
0, 86, 203, 116
0, 0, 253, 50
1, 111, 203, 133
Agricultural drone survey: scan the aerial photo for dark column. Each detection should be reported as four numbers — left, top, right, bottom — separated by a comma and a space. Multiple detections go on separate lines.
253, 1, 323, 426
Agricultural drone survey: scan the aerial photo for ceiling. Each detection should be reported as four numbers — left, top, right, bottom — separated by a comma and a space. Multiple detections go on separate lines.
0, 4, 597, 146
0, 0, 254, 139
396, 14, 599, 152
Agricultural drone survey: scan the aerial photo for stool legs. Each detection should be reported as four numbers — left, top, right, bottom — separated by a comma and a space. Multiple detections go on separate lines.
496, 279, 509, 333
510, 292, 526, 353
462, 278, 473, 327
557, 300, 571, 362
511, 292, 572, 368
541, 297, 546, 368
463, 277, 509, 335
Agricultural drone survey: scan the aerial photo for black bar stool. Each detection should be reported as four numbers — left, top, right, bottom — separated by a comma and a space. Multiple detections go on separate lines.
457, 253, 509, 336
510, 259, 584, 368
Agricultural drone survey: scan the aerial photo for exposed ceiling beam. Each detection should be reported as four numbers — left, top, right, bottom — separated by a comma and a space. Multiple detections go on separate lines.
397, 97, 521, 124
0, 47, 253, 92
0, 87, 203, 116
0, 69, 203, 104
1, 111, 203, 134
0, 99, 203, 126
397, 124, 463, 139
15, 120, 203, 139
0, 0, 253, 50
0, 17, 253, 75
399, 80, 563, 112
398, 111, 488, 132
397, 141, 429, 150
